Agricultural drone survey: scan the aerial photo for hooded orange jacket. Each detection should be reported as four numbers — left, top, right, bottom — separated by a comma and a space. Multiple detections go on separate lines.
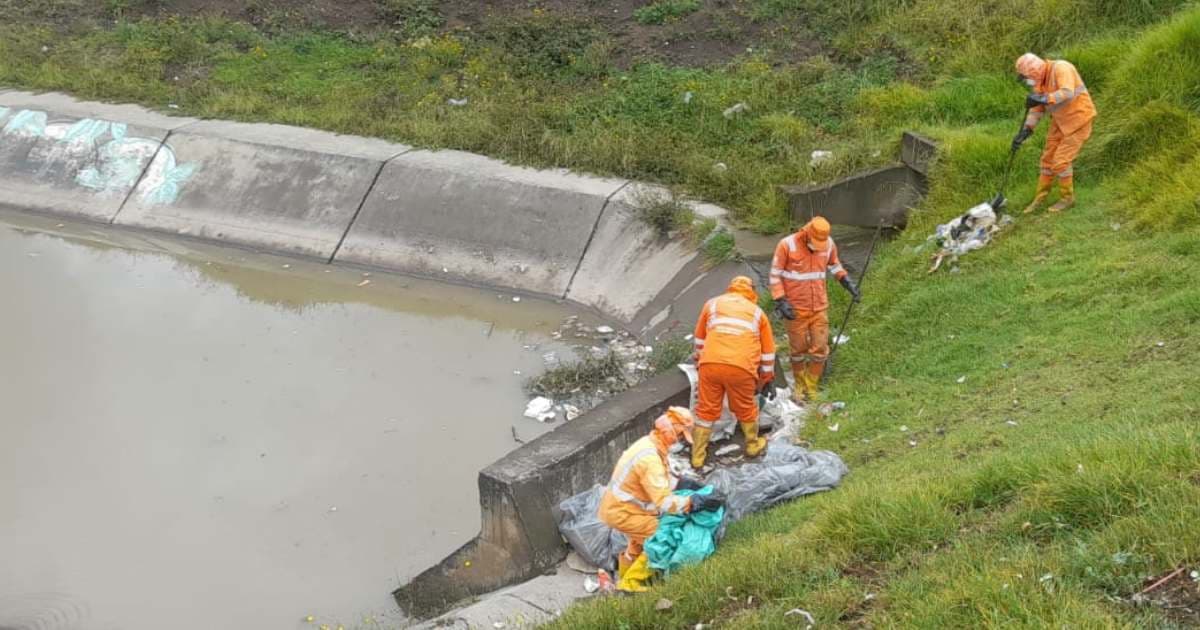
693, 281, 776, 380
769, 228, 848, 312
1025, 59, 1096, 135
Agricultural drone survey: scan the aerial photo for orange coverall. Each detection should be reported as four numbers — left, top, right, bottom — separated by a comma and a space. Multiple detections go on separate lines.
769, 226, 848, 396
597, 433, 691, 564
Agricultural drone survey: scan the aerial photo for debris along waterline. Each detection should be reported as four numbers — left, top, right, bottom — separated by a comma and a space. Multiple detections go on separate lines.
0, 213, 601, 630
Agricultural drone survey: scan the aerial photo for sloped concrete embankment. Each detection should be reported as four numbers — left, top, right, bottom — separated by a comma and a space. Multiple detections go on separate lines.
0, 90, 732, 333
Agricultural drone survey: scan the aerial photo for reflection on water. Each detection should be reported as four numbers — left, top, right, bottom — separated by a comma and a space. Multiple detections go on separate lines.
0, 213, 591, 630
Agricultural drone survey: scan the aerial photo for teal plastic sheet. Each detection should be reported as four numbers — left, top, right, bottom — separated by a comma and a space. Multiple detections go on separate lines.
644, 487, 725, 573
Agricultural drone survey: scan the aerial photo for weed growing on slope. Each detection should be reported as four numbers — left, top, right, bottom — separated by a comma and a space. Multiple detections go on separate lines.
526, 353, 626, 399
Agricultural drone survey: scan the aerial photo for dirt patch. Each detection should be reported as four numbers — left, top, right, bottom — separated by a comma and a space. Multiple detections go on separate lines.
9, 0, 822, 68
1129, 567, 1200, 626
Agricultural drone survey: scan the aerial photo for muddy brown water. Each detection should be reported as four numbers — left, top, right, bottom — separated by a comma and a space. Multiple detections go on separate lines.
0, 212, 595, 629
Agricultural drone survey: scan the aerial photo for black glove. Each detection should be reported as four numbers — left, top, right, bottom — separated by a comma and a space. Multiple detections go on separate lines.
676, 477, 704, 492
759, 382, 776, 401
689, 490, 726, 513
839, 276, 861, 303
1011, 126, 1033, 151
774, 298, 796, 320
1025, 93, 1046, 109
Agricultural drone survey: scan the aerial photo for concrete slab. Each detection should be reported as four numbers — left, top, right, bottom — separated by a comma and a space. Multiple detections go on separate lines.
336, 150, 627, 297
0, 91, 193, 222
414, 568, 591, 629
116, 120, 409, 259
567, 183, 702, 323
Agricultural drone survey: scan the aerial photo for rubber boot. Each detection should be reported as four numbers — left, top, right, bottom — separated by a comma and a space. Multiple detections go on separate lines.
617, 552, 634, 578
741, 421, 767, 458
790, 363, 808, 405
1023, 174, 1054, 214
616, 553, 653, 593
690, 425, 713, 469
1048, 175, 1075, 213
804, 359, 826, 400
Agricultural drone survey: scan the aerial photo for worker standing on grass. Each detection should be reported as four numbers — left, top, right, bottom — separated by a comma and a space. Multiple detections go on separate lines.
1011, 52, 1097, 214
770, 216, 860, 404
598, 407, 724, 592
690, 276, 776, 468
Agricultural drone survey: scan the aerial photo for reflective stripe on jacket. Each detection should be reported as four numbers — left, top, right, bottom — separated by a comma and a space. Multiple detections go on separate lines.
693, 292, 775, 379
769, 228, 848, 312
1025, 60, 1097, 135
601, 435, 690, 516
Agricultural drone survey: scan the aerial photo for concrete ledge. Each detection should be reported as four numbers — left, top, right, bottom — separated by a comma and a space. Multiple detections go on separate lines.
0, 91, 193, 223
115, 120, 409, 259
336, 149, 628, 297
394, 370, 691, 618
901, 131, 938, 176
784, 164, 925, 229
567, 183, 704, 323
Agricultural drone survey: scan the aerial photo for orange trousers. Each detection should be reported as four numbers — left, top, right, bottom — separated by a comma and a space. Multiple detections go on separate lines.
1041, 119, 1093, 179
695, 363, 759, 425
786, 309, 829, 383
598, 494, 658, 562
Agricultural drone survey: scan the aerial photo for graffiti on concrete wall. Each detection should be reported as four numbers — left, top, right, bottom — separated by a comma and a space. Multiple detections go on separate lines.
0, 108, 197, 205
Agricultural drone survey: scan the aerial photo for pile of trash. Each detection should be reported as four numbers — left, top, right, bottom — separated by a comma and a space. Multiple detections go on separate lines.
927, 201, 1013, 273
521, 317, 660, 424
556, 443, 848, 572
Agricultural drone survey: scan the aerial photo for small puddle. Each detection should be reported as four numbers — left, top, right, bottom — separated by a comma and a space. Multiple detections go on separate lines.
0, 211, 597, 629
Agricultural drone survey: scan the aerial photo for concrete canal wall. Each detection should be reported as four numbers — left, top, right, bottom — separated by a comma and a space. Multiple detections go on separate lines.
0, 90, 729, 332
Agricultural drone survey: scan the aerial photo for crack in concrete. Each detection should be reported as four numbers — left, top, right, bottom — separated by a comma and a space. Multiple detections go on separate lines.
327, 148, 413, 264
562, 180, 631, 300
109, 130, 169, 225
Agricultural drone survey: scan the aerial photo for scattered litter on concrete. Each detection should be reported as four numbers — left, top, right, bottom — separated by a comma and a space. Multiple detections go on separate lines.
928, 202, 1007, 273
523, 397, 557, 422
564, 404, 581, 421
328, 506, 337, 512
722, 102, 749, 119
596, 325, 614, 334
655, 598, 674, 611
356, 279, 371, 287
512, 296, 521, 302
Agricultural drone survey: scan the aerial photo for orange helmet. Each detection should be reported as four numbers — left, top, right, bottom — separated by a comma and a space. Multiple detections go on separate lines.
804, 216, 832, 251
654, 406, 694, 446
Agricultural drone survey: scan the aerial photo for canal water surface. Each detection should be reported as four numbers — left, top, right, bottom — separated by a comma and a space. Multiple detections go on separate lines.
0, 212, 592, 629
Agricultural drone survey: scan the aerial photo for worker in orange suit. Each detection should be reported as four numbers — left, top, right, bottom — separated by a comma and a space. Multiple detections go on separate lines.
1012, 52, 1097, 214
770, 217, 859, 403
597, 407, 724, 591
690, 276, 776, 468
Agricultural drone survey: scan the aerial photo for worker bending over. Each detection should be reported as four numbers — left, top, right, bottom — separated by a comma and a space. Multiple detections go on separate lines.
690, 276, 776, 468
1012, 52, 1097, 214
770, 217, 860, 403
598, 407, 724, 591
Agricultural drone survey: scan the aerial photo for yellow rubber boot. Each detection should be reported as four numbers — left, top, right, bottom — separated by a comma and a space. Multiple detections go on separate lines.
1048, 175, 1075, 213
804, 360, 825, 400
741, 421, 767, 458
617, 552, 634, 578
790, 363, 808, 405
690, 425, 713, 469
1023, 175, 1054, 214
616, 553, 653, 593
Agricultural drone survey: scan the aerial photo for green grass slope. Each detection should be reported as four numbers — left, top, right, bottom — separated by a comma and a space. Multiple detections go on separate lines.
550, 7, 1200, 627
